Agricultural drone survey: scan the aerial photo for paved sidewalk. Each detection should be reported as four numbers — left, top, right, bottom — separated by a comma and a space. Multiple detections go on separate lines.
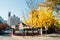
0, 34, 60, 40
12, 34, 60, 40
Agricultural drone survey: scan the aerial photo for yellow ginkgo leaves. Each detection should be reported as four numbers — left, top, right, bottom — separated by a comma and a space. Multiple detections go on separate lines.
23, 7, 55, 28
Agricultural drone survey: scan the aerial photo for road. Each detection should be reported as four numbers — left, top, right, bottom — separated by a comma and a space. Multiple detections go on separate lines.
0, 34, 60, 40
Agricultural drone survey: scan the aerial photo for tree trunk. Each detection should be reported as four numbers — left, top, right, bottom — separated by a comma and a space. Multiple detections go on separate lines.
41, 27, 43, 35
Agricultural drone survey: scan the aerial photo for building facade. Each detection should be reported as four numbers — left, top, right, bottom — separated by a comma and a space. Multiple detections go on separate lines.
0, 16, 6, 23
7, 12, 20, 27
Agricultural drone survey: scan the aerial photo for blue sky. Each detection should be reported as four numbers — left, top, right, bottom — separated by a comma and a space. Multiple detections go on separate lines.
0, 0, 28, 20
0, 0, 57, 20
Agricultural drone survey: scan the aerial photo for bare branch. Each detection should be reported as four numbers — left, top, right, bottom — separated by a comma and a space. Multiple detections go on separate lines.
25, 0, 39, 9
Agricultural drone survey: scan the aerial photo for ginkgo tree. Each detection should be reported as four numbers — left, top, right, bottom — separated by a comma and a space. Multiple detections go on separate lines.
23, 3, 55, 35
23, 9, 39, 27
45, 7, 55, 27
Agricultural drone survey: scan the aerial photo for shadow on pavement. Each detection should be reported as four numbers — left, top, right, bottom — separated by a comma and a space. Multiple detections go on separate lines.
49, 36, 60, 38
44, 34, 60, 38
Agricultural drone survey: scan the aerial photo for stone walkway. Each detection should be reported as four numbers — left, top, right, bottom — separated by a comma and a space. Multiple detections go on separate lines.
0, 34, 60, 40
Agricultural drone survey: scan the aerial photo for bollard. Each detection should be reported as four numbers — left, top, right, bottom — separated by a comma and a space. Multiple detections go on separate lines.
10, 32, 13, 37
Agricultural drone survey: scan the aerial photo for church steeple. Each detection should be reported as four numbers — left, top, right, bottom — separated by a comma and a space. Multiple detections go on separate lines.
8, 12, 11, 17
